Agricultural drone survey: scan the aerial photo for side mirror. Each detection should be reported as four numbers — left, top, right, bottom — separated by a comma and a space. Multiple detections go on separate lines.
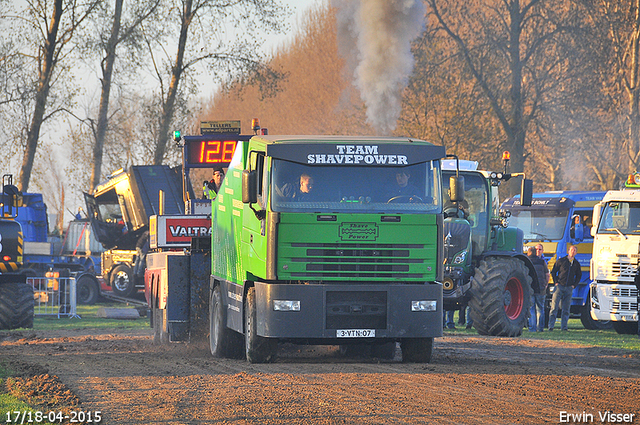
449, 176, 465, 202
2, 184, 22, 217
591, 202, 602, 237
520, 179, 533, 207
242, 170, 257, 204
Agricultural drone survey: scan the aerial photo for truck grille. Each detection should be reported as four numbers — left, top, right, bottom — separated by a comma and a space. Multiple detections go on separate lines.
288, 243, 425, 279
612, 301, 639, 312
325, 290, 387, 329
611, 262, 638, 279
612, 287, 639, 298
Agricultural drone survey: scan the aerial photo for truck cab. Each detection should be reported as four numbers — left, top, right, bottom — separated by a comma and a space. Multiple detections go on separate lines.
211, 135, 446, 362
590, 189, 640, 334
85, 166, 183, 297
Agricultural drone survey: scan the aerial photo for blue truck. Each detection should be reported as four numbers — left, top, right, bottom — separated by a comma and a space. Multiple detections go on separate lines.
501, 191, 609, 329
14, 193, 103, 304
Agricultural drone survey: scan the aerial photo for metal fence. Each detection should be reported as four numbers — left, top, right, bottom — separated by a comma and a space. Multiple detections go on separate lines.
28, 275, 80, 319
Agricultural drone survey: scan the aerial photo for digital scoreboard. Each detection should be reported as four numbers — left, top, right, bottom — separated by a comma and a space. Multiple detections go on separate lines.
185, 139, 238, 166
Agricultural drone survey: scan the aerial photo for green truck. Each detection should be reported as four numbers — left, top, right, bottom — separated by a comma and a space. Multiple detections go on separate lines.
147, 126, 447, 363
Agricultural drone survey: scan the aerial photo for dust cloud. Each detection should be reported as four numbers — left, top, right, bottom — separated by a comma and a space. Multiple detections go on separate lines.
331, 0, 425, 134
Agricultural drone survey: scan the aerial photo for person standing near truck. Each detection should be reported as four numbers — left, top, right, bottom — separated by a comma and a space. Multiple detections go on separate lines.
527, 246, 549, 332
549, 245, 581, 331
204, 167, 225, 199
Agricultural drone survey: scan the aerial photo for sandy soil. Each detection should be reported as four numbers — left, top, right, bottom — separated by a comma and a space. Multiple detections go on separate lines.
1, 327, 639, 425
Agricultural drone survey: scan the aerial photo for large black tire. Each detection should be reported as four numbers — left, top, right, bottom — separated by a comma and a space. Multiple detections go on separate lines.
400, 337, 433, 363
580, 304, 612, 330
244, 286, 277, 363
209, 285, 244, 359
0, 282, 34, 330
110, 264, 135, 298
153, 306, 169, 344
76, 275, 100, 305
371, 342, 397, 360
612, 321, 638, 335
469, 257, 532, 337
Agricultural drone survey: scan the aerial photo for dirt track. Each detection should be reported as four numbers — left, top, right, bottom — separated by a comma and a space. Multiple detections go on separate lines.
1, 327, 640, 425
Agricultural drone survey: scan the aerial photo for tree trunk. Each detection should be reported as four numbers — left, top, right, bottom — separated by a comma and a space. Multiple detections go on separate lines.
90, 0, 124, 192
153, 0, 192, 165
507, 0, 526, 195
18, 0, 63, 192
628, 0, 640, 173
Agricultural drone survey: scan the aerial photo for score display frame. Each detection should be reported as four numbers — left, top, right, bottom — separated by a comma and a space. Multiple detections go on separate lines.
184, 136, 242, 167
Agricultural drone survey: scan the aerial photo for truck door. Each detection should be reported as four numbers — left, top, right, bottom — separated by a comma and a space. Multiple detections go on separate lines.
242, 151, 268, 273
84, 192, 121, 249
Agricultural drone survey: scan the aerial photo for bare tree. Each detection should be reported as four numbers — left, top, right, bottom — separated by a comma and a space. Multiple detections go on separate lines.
144, 0, 288, 165
3, 0, 101, 192
425, 0, 592, 193
85, 0, 161, 191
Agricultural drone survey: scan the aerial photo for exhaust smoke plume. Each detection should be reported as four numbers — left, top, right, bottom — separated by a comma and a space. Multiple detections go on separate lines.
332, 0, 425, 134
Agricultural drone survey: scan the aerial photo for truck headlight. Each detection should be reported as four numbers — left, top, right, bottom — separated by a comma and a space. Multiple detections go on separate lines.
273, 300, 300, 311
412, 300, 437, 312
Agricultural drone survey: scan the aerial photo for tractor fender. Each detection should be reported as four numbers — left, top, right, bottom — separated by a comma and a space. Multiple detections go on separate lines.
479, 251, 537, 288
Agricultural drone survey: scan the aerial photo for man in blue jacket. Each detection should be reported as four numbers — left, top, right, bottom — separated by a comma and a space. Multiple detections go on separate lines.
549, 245, 582, 331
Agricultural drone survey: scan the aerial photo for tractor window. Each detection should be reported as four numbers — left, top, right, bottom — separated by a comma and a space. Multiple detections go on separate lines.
442, 171, 489, 253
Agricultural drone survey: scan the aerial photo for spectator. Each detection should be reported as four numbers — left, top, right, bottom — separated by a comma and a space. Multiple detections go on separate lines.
443, 308, 456, 330
548, 245, 581, 331
203, 167, 225, 198
527, 246, 549, 332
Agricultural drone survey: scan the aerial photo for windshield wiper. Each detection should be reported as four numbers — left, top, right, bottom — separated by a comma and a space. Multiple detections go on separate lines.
529, 232, 550, 241
604, 228, 628, 239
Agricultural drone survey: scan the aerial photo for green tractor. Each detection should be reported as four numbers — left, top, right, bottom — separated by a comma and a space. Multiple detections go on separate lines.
442, 154, 534, 336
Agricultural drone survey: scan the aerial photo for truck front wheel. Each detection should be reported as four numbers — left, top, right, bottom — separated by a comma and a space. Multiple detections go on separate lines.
580, 304, 612, 330
110, 264, 135, 298
469, 257, 532, 337
400, 337, 433, 363
244, 286, 277, 363
612, 321, 638, 334
76, 275, 100, 305
209, 285, 243, 359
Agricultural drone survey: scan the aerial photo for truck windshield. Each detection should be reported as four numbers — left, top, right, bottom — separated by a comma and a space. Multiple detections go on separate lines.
271, 159, 442, 213
597, 201, 640, 234
508, 209, 569, 241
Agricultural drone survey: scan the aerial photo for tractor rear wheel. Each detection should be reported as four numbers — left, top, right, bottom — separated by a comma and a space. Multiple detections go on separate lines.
469, 257, 532, 337
0, 282, 34, 330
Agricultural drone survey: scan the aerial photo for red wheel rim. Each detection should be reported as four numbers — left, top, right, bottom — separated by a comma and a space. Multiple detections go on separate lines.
504, 277, 523, 320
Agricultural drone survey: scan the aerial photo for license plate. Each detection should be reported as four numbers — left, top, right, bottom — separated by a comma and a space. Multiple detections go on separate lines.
336, 329, 375, 338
